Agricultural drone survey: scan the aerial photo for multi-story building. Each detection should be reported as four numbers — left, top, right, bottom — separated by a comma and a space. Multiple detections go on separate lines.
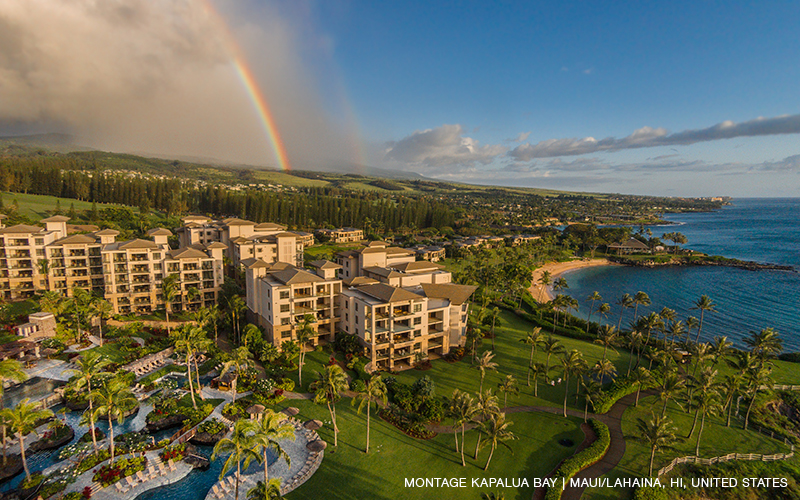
339, 281, 476, 371
0, 217, 225, 314
336, 241, 415, 280
245, 260, 342, 348
316, 227, 364, 243
290, 231, 315, 248
175, 216, 303, 271
406, 245, 446, 262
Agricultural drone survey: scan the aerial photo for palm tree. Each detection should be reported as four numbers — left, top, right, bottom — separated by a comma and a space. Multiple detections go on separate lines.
472, 390, 500, 460
480, 492, 505, 500
560, 350, 586, 417
475, 351, 499, 393
520, 327, 544, 386
0, 359, 26, 412
692, 295, 716, 343
666, 321, 685, 349
744, 327, 783, 366
295, 314, 316, 388
67, 287, 93, 344
659, 307, 676, 332
352, 374, 388, 453
1, 400, 53, 481
632, 291, 651, 321
630, 367, 653, 407
172, 325, 202, 409
92, 298, 113, 346
92, 376, 137, 464
616, 293, 633, 331
38, 290, 64, 316
597, 303, 611, 325
709, 336, 733, 368
221, 346, 254, 406
68, 351, 110, 454
247, 480, 283, 500
594, 325, 618, 364
161, 273, 180, 336
310, 364, 349, 447
592, 359, 617, 383
581, 379, 602, 422
685, 366, 718, 439
719, 372, 744, 427
641, 312, 662, 345
658, 370, 685, 417
225, 295, 247, 345
586, 291, 602, 331
487, 307, 500, 349
636, 412, 679, 476
743, 363, 772, 430
541, 336, 565, 377
626, 329, 644, 375
537, 270, 552, 304
479, 413, 517, 471
448, 390, 476, 466
685, 316, 699, 344
497, 375, 518, 409
553, 277, 569, 294
250, 410, 295, 494
213, 419, 260, 500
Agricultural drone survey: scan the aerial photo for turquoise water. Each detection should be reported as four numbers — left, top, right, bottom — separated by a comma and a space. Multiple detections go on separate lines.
563, 198, 800, 351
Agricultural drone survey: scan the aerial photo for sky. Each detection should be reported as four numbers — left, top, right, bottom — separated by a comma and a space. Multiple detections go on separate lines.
1, 1, 799, 197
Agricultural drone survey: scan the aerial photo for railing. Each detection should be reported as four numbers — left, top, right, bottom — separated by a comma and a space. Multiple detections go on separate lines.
764, 384, 800, 391
658, 447, 795, 477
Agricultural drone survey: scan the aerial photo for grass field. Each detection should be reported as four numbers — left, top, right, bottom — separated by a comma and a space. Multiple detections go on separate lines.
1, 191, 124, 219
276, 397, 584, 500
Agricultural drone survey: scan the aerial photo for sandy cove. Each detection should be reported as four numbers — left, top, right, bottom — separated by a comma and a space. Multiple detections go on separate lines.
529, 258, 616, 303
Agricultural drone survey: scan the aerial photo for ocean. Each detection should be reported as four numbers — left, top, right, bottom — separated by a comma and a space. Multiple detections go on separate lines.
561, 198, 800, 352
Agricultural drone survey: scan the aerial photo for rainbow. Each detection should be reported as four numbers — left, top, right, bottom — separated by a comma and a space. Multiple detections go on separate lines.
198, 0, 292, 171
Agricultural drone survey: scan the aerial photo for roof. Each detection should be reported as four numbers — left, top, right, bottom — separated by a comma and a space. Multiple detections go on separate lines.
366, 241, 387, 248
205, 242, 227, 249
363, 266, 403, 278
389, 261, 443, 273
40, 215, 70, 223
270, 268, 327, 285
357, 283, 422, 303
290, 231, 312, 236
0, 224, 44, 235
241, 258, 270, 269
420, 283, 478, 305
344, 276, 379, 287
95, 229, 120, 236
223, 218, 254, 226
275, 232, 299, 238
308, 260, 342, 270
29, 311, 55, 320
183, 215, 210, 221
50, 234, 98, 246
385, 247, 414, 255
608, 238, 649, 250
146, 228, 173, 236
116, 239, 159, 250
266, 262, 294, 272
255, 222, 286, 230
167, 248, 209, 260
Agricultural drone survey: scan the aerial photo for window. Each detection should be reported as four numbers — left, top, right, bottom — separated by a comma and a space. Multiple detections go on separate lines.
413, 303, 422, 313
414, 317, 422, 325
36, 249, 44, 256
153, 253, 161, 259
35, 238, 44, 246
280, 291, 290, 299
280, 304, 290, 313
281, 318, 291, 326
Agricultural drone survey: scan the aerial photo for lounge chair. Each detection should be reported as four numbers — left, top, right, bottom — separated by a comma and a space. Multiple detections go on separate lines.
137, 470, 147, 483
168, 459, 177, 471
158, 462, 168, 475
116, 482, 130, 494
126, 476, 137, 488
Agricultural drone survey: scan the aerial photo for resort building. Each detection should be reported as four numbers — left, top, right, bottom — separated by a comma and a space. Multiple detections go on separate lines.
607, 237, 650, 255
336, 241, 416, 280
175, 216, 304, 271
405, 245, 446, 262
245, 260, 342, 348
339, 281, 476, 371
316, 227, 364, 243
0, 217, 225, 313
290, 231, 315, 248
14, 312, 57, 339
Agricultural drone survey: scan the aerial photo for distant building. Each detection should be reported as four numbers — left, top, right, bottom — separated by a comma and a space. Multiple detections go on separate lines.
607, 237, 650, 255
316, 227, 364, 244
406, 245, 446, 262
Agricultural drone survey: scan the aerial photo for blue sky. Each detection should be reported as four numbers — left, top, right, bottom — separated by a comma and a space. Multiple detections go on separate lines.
306, 1, 800, 196
1, 1, 799, 197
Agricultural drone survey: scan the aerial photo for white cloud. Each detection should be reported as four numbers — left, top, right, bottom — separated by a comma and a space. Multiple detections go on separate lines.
508, 114, 800, 160
383, 124, 506, 169
506, 131, 531, 143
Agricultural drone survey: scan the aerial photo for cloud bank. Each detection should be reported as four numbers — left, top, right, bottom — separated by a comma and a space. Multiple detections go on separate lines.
509, 114, 800, 160
0, 0, 357, 168
383, 124, 505, 168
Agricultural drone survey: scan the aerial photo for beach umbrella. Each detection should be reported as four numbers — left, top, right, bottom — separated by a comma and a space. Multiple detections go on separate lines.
306, 440, 327, 452
303, 419, 323, 430
282, 407, 300, 416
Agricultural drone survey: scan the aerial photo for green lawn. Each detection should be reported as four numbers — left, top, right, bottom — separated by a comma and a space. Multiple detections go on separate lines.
274, 397, 585, 500
583, 393, 792, 500
1, 191, 124, 219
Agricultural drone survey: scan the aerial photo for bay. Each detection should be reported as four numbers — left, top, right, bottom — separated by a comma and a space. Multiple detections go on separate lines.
563, 198, 800, 352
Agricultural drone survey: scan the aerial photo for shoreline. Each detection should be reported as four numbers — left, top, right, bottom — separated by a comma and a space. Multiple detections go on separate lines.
529, 258, 616, 303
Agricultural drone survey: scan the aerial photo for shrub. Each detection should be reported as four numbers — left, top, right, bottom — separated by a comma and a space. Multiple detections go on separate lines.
633, 486, 670, 500
275, 378, 295, 392
412, 376, 435, 397
63, 492, 84, 500
198, 418, 227, 435
544, 420, 610, 500
160, 443, 186, 462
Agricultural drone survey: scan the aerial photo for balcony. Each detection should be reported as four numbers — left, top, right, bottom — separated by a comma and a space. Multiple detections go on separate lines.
130, 254, 148, 262
375, 350, 390, 360
374, 335, 390, 345
428, 337, 445, 348
11, 251, 31, 259
393, 333, 413, 345
183, 264, 199, 271
131, 265, 150, 273
375, 309, 390, 320
392, 322, 413, 333
393, 308, 412, 317
69, 250, 86, 257
114, 255, 127, 263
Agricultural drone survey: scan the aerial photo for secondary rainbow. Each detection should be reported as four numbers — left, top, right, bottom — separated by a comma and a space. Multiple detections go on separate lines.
198, 0, 292, 171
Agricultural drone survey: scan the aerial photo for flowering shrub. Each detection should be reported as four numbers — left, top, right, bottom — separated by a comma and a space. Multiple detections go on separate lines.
197, 418, 227, 435
92, 456, 146, 486
82, 486, 93, 498
159, 443, 186, 462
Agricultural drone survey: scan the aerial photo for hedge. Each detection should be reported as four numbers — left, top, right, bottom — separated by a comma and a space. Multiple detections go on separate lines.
544, 419, 611, 500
